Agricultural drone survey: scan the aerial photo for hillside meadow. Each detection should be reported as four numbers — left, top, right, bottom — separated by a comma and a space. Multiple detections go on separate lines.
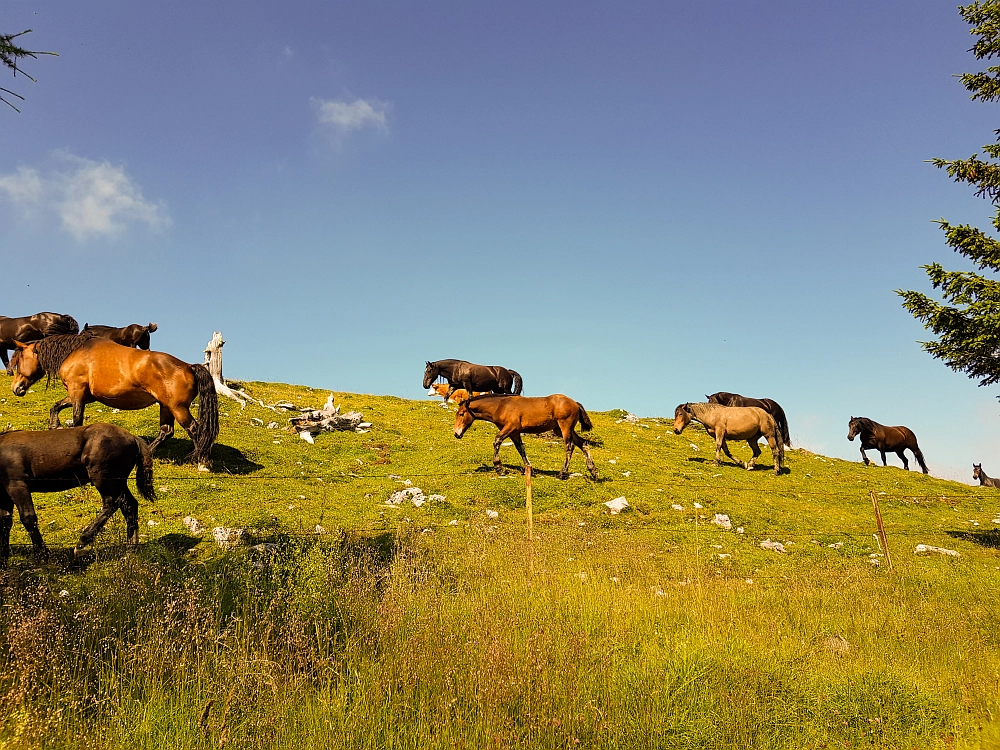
0, 378, 999, 749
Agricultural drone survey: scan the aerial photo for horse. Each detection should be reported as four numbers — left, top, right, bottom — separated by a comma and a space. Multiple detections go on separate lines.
453, 394, 598, 480
82, 322, 158, 349
423, 359, 523, 403
0, 312, 79, 374
973, 463, 1000, 488
706, 391, 791, 447
427, 383, 488, 404
0, 423, 155, 564
9, 335, 219, 469
847, 417, 928, 474
673, 402, 784, 475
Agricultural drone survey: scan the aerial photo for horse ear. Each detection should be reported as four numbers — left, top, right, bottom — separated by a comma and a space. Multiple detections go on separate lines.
13, 341, 28, 349
147, 322, 158, 332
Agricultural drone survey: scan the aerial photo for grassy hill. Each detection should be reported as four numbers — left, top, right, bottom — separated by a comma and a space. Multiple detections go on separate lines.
1, 379, 999, 749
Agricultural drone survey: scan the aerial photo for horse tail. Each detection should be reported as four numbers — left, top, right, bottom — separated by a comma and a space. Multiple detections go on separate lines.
912, 443, 929, 475
576, 402, 593, 431
772, 404, 792, 448
510, 370, 523, 395
191, 364, 219, 466
768, 413, 785, 469
133, 435, 156, 502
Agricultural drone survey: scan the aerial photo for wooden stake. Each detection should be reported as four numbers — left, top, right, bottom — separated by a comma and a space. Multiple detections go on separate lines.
525, 465, 534, 541
870, 490, 894, 570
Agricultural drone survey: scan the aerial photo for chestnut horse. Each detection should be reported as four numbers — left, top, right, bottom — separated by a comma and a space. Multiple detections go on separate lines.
453, 394, 598, 480
0, 312, 79, 374
82, 322, 158, 349
0, 423, 155, 564
973, 463, 1000, 488
706, 391, 791, 447
9, 335, 219, 469
423, 359, 523, 403
673, 402, 784, 475
847, 417, 928, 474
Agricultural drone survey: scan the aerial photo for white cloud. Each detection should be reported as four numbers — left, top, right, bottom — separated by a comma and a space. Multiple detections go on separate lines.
312, 97, 390, 139
0, 154, 169, 240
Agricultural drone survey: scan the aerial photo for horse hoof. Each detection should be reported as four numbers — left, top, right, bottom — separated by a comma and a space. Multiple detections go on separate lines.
558, 473, 568, 480
197, 464, 210, 473
73, 545, 88, 558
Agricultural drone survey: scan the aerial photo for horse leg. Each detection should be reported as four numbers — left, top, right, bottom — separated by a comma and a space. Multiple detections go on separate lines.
559, 428, 577, 480
897, 450, 909, 471
76, 487, 125, 553
148, 404, 176, 453
492, 430, 513, 474
574, 433, 599, 480
766, 435, 781, 475
0, 348, 9, 375
880, 450, 887, 467
746, 439, 762, 471
48, 397, 75, 429
7, 482, 48, 562
510, 433, 532, 476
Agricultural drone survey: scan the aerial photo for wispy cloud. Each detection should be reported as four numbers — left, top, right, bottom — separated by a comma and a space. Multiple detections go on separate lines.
0, 153, 170, 240
311, 96, 390, 141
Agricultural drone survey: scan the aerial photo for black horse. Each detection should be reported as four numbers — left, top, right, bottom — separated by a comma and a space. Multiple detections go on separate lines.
707, 391, 791, 447
973, 463, 1000, 488
0, 312, 79, 374
82, 322, 158, 349
0, 423, 155, 564
423, 359, 523, 402
847, 417, 928, 474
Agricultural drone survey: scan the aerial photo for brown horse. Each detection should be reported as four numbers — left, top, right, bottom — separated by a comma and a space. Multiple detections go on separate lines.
847, 417, 928, 474
0, 423, 155, 564
0, 312, 79, 374
706, 391, 791, 447
82, 322, 158, 349
423, 359, 523, 402
973, 464, 1000, 488
9, 335, 219, 469
453, 394, 598, 480
673, 402, 784, 475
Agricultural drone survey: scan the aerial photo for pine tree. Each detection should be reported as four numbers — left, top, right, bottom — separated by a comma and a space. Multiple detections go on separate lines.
1, 29, 56, 112
899, 1, 1000, 388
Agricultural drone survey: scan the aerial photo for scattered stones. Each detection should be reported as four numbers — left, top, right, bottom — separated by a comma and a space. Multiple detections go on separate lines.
914, 544, 960, 557
183, 516, 205, 534
604, 497, 630, 515
615, 413, 639, 424
212, 527, 246, 548
760, 539, 787, 554
711, 513, 732, 531
388, 487, 425, 507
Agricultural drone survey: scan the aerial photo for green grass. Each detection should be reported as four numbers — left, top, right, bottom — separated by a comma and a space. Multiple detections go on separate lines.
1, 379, 999, 749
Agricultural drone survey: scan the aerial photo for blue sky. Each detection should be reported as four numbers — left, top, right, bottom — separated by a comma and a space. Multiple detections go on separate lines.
2, 1, 999, 481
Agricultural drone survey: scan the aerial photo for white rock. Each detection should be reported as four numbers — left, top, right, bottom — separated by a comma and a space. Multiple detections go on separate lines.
212, 527, 246, 548
428, 494, 446, 503
605, 497, 630, 515
299, 431, 315, 444
250, 417, 264, 426
59, 589, 70, 597
147, 520, 158, 527
760, 539, 787, 554
689, 444, 699, 451
711, 513, 732, 531
671, 504, 684, 511
182, 516, 205, 534
914, 544, 960, 557
486, 509, 499, 519
388, 487, 425, 507
448, 519, 458, 526
694, 502, 703, 509
315, 524, 327, 535
736, 527, 745, 534
827, 542, 843, 549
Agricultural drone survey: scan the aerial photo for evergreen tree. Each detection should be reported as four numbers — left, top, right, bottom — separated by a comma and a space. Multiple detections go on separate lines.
899, 1, 1000, 388
1, 29, 55, 112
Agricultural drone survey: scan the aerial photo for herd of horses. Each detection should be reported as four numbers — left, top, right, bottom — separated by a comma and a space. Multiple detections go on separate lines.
0, 311, 986, 564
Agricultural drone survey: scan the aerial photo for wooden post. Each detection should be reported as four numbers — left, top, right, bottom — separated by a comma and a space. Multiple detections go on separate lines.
870, 490, 894, 570
525, 465, 533, 541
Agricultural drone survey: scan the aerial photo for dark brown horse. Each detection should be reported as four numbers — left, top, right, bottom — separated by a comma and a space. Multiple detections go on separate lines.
0, 423, 154, 564
453, 394, 598, 480
847, 417, 928, 474
9, 335, 218, 469
707, 391, 791, 447
82, 322, 158, 349
973, 463, 1000, 488
0, 312, 79, 374
423, 359, 523, 403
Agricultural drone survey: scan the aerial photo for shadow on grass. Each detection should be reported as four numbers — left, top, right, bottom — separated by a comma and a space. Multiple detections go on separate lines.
945, 528, 1000, 550
149, 438, 264, 474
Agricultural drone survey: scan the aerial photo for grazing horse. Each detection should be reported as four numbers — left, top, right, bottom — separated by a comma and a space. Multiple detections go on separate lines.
973, 463, 1000, 488
0, 423, 155, 564
423, 359, 523, 403
847, 417, 928, 474
453, 394, 598, 480
673, 402, 784, 475
0, 312, 79, 374
9, 335, 219, 469
82, 322, 158, 349
706, 391, 791, 447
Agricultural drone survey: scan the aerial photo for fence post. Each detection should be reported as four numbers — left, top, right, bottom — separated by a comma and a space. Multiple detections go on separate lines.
870, 490, 894, 570
525, 465, 533, 541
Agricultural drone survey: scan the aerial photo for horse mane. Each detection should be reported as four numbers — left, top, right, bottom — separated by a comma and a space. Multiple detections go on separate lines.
29, 334, 92, 376
850, 416, 879, 433
684, 401, 726, 418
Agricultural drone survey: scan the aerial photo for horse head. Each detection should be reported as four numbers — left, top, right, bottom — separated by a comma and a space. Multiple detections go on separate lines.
974, 463, 983, 480
135, 323, 158, 350
9, 342, 44, 397
422, 361, 438, 390
847, 417, 864, 441
453, 399, 476, 439
673, 403, 693, 435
